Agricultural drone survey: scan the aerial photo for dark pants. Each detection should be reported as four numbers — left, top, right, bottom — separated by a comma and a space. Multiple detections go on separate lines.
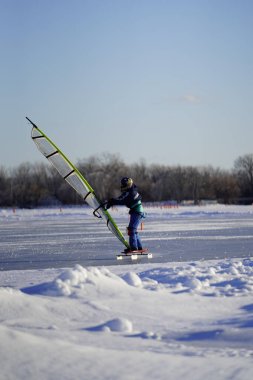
128, 212, 144, 250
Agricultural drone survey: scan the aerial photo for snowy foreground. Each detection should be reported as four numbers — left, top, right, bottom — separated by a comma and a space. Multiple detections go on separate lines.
1, 205, 253, 380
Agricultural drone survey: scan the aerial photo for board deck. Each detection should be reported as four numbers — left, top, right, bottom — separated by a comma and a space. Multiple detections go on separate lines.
117, 250, 152, 260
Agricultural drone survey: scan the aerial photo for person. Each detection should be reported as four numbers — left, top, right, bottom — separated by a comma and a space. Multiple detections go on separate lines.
105, 177, 145, 252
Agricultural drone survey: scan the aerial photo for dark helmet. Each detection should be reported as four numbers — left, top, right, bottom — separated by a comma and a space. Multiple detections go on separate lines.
120, 177, 133, 191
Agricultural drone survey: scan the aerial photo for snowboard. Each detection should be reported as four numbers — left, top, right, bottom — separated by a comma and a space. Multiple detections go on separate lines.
117, 248, 152, 260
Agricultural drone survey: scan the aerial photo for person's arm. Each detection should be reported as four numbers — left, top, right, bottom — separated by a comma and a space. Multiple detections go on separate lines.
106, 192, 129, 208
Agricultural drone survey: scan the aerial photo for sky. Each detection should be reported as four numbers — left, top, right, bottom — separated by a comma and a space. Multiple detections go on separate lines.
0, 0, 253, 170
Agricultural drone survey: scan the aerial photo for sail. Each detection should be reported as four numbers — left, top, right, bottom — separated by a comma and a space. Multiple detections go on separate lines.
26, 117, 129, 249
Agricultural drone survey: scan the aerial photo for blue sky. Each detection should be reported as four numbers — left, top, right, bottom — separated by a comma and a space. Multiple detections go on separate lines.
0, 0, 252, 169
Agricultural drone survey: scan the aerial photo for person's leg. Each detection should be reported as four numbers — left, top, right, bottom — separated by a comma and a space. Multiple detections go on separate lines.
128, 213, 143, 250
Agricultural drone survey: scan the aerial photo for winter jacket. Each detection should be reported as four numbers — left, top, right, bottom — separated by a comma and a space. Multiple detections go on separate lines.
108, 184, 144, 214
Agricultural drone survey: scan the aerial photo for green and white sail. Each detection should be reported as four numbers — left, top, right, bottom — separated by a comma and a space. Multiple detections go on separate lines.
26, 117, 129, 249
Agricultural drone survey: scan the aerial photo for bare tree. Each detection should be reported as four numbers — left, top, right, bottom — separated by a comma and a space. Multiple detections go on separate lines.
0, 166, 11, 206
149, 164, 169, 201
211, 168, 239, 204
234, 154, 253, 198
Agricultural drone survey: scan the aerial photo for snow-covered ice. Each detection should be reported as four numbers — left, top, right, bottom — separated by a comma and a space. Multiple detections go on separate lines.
0, 205, 253, 380
1, 204, 253, 270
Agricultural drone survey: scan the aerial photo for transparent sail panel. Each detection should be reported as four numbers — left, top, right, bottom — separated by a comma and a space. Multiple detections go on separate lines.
36, 138, 56, 157
84, 192, 100, 211
49, 154, 73, 178
65, 173, 90, 199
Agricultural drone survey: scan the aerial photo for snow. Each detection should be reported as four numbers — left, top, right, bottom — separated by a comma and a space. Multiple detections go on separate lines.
1, 205, 253, 379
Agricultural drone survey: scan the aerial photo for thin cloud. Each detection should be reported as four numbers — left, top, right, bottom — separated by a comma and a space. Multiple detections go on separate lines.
180, 94, 201, 104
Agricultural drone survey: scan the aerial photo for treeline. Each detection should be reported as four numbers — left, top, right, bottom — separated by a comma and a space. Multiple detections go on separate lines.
1, 153, 253, 208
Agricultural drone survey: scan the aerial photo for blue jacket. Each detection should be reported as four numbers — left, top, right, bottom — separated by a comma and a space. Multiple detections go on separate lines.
108, 184, 144, 214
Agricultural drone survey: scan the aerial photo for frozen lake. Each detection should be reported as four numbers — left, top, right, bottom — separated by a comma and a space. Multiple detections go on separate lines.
1, 205, 253, 380
1, 205, 253, 270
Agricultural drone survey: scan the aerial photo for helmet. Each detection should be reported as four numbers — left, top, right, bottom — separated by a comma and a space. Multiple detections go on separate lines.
120, 177, 133, 191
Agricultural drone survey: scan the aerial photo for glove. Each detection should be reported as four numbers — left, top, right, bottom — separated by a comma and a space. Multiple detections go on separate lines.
105, 199, 113, 210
